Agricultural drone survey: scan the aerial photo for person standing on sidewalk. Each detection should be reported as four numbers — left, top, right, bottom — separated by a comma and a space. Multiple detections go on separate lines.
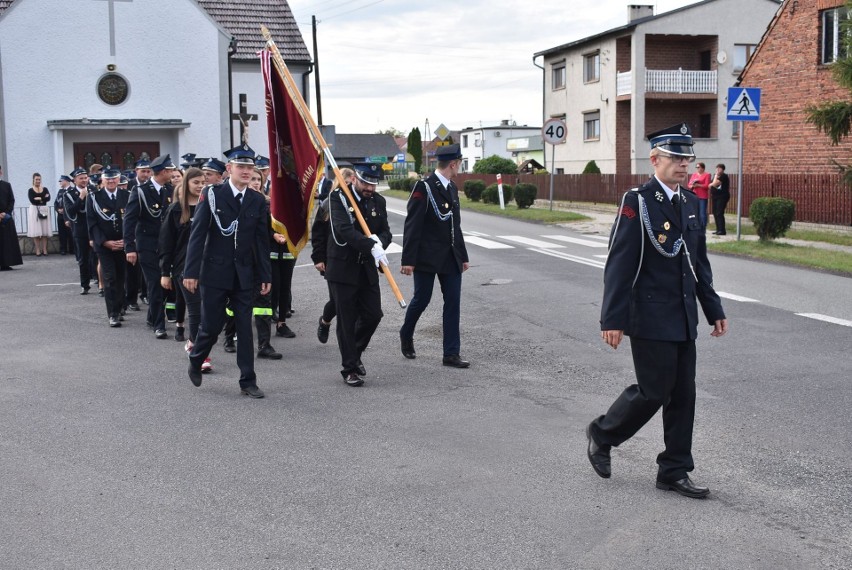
0, 165, 23, 270
399, 144, 470, 368
587, 123, 728, 499
54, 175, 74, 255
709, 163, 730, 235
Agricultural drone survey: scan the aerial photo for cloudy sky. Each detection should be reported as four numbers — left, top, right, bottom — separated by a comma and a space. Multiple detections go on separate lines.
286, 0, 698, 136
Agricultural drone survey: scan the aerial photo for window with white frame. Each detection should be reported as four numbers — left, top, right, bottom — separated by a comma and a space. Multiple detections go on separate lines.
733, 44, 756, 72
583, 51, 600, 83
552, 63, 566, 90
822, 7, 851, 64
462, 134, 468, 148
584, 111, 600, 141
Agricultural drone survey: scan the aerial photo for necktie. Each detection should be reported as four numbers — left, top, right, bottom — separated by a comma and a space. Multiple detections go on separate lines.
671, 193, 680, 217
236, 192, 243, 203
110, 193, 116, 203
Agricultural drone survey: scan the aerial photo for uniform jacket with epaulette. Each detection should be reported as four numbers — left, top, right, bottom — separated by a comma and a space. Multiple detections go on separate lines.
600, 177, 725, 342
63, 187, 89, 239
325, 187, 392, 286
123, 180, 173, 254
183, 182, 271, 291
86, 188, 129, 254
401, 173, 469, 274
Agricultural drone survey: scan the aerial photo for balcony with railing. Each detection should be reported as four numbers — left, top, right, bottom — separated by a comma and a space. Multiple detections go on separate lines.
616, 68, 718, 98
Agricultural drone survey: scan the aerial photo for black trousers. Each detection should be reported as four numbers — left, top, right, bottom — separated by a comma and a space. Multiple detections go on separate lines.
177, 274, 201, 343
270, 258, 296, 321
72, 233, 92, 288
190, 283, 256, 388
57, 216, 73, 253
125, 262, 141, 306
590, 337, 697, 483
96, 248, 126, 318
712, 191, 730, 234
329, 271, 382, 376
138, 249, 165, 331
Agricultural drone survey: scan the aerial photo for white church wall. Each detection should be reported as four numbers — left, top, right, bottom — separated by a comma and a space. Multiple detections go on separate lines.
0, 0, 230, 203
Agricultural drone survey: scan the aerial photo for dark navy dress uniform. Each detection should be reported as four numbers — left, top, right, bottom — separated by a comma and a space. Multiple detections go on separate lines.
400, 145, 469, 362
54, 177, 74, 255
86, 171, 129, 324
589, 123, 726, 495
326, 174, 392, 382
63, 171, 93, 292
124, 155, 174, 334
184, 175, 271, 393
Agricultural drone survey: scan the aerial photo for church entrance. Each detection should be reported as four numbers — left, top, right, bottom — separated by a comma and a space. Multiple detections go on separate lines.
73, 141, 160, 171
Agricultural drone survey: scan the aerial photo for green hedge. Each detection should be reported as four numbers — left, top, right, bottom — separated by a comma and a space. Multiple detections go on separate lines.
513, 183, 538, 209
463, 179, 486, 202
749, 197, 795, 241
482, 183, 514, 205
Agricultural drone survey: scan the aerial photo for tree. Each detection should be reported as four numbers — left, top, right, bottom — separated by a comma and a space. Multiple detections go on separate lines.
472, 155, 518, 175
376, 127, 404, 137
806, 0, 852, 184
407, 127, 423, 173
582, 160, 601, 174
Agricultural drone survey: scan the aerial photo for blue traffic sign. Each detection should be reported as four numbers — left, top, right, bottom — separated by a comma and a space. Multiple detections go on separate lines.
727, 87, 761, 122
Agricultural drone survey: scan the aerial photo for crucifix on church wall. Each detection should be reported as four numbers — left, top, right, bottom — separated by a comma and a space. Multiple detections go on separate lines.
231, 94, 258, 145
94, 0, 132, 57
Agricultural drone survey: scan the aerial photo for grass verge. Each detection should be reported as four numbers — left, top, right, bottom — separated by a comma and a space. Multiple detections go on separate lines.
708, 240, 852, 275
382, 189, 591, 224
708, 217, 852, 247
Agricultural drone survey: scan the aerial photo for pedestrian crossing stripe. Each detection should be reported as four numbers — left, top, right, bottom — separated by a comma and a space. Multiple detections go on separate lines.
727, 87, 761, 121
540, 234, 608, 248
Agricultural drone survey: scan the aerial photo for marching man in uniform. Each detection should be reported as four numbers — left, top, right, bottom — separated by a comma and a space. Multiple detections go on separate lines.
586, 123, 728, 499
183, 145, 271, 399
86, 166, 129, 327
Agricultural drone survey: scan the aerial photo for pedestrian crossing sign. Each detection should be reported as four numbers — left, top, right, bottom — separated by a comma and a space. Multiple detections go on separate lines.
727, 87, 761, 121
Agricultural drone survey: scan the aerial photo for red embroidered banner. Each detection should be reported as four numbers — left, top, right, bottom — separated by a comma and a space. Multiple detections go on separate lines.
260, 49, 324, 256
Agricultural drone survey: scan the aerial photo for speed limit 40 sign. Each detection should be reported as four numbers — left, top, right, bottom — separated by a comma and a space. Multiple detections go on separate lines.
542, 118, 567, 145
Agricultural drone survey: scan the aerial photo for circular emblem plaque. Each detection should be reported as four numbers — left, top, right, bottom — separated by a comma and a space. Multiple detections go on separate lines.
97, 73, 129, 105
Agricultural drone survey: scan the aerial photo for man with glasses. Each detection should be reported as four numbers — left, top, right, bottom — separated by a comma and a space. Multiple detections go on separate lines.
586, 123, 728, 499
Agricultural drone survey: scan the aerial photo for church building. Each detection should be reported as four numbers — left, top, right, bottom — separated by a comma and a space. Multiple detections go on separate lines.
0, 0, 311, 204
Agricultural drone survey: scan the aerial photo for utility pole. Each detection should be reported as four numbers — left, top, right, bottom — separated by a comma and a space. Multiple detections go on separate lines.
312, 15, 323, 126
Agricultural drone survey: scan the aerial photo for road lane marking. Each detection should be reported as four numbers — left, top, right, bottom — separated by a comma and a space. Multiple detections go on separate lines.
499, 236, 565, 248
795, 313, 852, 328
540, 235, 609, 248
386, 243, 403, 254
593, 254, 609, 259
464, 236, 515, 249
528, 248, 606, 269
717, 292, 761, 303
36, 283, 79, 287
386, 207, 407, 216
464, 230, 489, 237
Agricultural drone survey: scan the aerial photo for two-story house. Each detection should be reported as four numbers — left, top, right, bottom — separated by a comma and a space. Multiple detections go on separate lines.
739, 0, 852, 174
534, 1, 780, 175
459, 122, 541, 172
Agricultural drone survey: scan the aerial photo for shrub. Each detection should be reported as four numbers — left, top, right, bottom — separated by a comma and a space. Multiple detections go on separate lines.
582, 160, 601, 174
463, 179, 486, 202
388, 178, 402, 190
406, 176, 420, 192
482, 183, 513, 205
472, 155, 519, 175
749, 197, 795, 241
513, 183, 538, 209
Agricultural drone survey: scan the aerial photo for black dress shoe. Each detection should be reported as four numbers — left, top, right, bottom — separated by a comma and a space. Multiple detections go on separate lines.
174, 326, 185, 342
223, 337, 237, 353
80, 287, 90, 295
109, 316, 121, 328
276, 323, 296, 338
188, 363, 202, 387
400, 337, 416, 359
128, 303, 140, 311
442, 354, 470, 368
155, 329, 168, 339
355, 359, 366, 376
586, 424, 611, 479
257, 344, 283, 360
241, 385, 265, 398
317, 317, 330, 344
655, 477, 710, 498
344, 373, 364, 387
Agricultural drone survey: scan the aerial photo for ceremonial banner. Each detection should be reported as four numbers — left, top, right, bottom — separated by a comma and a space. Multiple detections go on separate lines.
260, 49, 324, 256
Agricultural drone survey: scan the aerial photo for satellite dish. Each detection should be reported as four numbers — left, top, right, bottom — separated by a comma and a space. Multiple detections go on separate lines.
717, 50, 727, 64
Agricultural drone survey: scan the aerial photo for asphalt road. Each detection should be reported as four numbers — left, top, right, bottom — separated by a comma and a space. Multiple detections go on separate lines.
1, 196, 850, 569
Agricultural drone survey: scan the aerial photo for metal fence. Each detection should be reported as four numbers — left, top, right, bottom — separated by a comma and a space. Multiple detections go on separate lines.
11, 205, 63, 235
454, 173, 852, 226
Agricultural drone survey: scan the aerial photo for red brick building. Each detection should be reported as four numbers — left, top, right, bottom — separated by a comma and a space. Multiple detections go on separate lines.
740, 0, 852, 173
